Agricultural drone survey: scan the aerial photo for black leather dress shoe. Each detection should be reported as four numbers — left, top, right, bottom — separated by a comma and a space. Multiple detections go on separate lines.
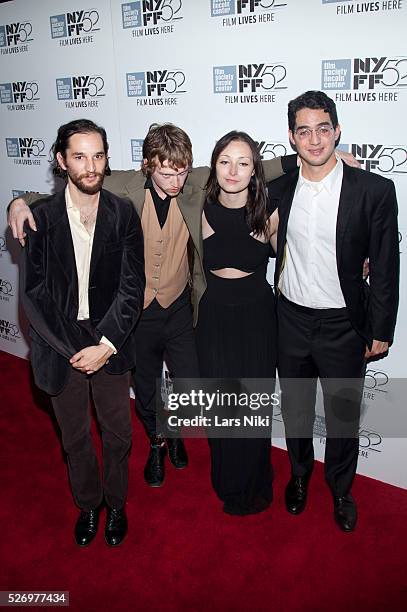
166, 437, 188, 469
105, 508, 128, 546
285, 474, 312, 515
333, 494, 357, 532
144, 434, 166, 487
74, 507, 101, 546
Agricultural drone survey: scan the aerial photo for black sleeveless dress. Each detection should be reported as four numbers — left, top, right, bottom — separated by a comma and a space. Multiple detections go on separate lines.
195, 200, 277, 515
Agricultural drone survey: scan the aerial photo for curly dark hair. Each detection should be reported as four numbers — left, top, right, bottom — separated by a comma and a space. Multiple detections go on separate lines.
288, 90, 339, 131
50, 118, 111, 177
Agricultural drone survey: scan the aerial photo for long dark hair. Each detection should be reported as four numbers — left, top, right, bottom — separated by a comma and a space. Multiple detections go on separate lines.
205, 131, 269, 237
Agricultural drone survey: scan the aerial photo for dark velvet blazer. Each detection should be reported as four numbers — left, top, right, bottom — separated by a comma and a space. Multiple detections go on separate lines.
268, 163, 399, 347
20, 188, 145, 395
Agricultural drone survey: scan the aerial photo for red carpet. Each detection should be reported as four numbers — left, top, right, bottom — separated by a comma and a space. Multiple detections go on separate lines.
1, 350, 406, 611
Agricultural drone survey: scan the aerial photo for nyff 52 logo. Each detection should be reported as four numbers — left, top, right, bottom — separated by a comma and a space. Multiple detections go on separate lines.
211, 0, 286, 16
0, 22, 33, 47
255, 140, 287, 160
338, 144, 407, 174
6, 138, 45, 158
50, 10, 100, 38
56, 76, 105, 100
0, 81, 39, 104
0, 319, 21, 340
0, 278, 13, 297
127, 70, 186, 96
213, 63, 287, 93
122, 1, 183, 28
322, 56, 407, 90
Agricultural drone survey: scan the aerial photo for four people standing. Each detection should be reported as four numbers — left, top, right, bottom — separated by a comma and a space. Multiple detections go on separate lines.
9, 91, 399, 537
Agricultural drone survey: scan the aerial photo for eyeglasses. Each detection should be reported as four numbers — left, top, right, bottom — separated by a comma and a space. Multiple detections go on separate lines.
294, 125, 335, 140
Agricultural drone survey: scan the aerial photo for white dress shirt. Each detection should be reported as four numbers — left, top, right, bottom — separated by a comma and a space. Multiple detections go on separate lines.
279, 157, 346, 309
65, 186, 116, 353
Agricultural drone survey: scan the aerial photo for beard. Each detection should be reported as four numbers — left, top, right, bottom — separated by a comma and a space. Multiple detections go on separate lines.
67, 169, 105, 195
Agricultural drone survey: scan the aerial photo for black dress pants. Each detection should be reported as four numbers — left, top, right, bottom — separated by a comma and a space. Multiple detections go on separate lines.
277, 295, 366, 498
51, 367, 132, 511
133, 287, 200, 436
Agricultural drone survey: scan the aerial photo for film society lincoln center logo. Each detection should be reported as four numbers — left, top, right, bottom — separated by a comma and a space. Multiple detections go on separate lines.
0, 80, 39, 112
213, 62, 287, 104
56, 75, 105, 108
126, 69, 186, 106
131, 139, 144, 164
50, 9, 100, 46
122, 1, 183, 37
5, 137, 46, 166
211, 0, 287, 27
321, 56, 407, 102
0, 19, 33, 54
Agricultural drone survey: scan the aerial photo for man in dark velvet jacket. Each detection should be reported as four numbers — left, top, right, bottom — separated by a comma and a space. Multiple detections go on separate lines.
20, 119, 145, 547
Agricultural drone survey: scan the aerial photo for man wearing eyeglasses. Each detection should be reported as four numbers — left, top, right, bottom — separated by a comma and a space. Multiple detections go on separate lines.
269, 90, 399, 532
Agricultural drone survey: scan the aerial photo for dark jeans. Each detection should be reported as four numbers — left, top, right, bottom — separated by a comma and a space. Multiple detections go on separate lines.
51, 367, 132, 511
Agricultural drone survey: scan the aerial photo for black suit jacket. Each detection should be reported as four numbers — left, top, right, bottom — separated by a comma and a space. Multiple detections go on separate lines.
20, 188, 145, 395
268, 163, 399, 347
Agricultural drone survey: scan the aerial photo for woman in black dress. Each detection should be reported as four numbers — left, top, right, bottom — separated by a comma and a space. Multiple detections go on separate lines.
195, 131, 279, 515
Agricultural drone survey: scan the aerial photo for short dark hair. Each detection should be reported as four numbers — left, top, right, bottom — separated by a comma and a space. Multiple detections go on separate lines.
205, 130, 270, 238
288, 90, 339, 133
142, 123, 193, 177
50, 118, 111, 177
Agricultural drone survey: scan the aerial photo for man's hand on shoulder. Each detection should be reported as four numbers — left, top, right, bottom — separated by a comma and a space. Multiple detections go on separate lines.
70, 344, 114, 375
8, 197, 36, 247
365, 339, 389, 360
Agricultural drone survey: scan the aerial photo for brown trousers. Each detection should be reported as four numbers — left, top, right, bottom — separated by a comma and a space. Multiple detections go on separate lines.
51, 367, 132, 511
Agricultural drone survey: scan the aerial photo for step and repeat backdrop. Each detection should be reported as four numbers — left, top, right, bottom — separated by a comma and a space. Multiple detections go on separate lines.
0, 0, 406, 487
